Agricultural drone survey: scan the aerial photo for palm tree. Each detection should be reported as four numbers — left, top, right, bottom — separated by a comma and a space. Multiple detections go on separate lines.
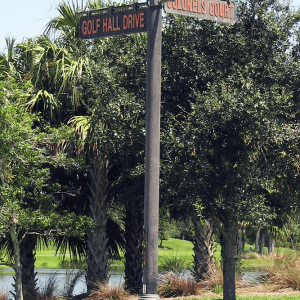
6, 1, 147, 295
21, 1, 127, 290
192, 216, 214, 281
0, 37, 16, 74
122, 177, 144, 294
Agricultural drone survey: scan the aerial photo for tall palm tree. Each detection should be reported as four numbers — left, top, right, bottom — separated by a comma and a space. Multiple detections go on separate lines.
12, 1, 147, 295
21, 1, 127, 290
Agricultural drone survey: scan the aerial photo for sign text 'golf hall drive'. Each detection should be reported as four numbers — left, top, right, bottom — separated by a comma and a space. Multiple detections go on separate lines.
164, 0, 236, 24
79, 9, 147, 39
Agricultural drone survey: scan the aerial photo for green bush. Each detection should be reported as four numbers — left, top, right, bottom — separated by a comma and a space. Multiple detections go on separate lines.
160, 255, 187, 273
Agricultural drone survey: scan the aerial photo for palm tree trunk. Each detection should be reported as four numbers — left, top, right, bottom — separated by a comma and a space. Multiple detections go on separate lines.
86, 154, 109, 291
192, 217, 214, 281
236, 224, 244, 255
124, 197, 143, 294
20, 235, 38, 300
254, 228, 260, 252
259, 228, 265, 255
268, 231, 275, 254
221, 220, 238, 300
10, 225, 23, 300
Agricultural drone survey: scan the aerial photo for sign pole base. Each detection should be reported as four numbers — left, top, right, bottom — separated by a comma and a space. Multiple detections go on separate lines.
139, 294, 160, 300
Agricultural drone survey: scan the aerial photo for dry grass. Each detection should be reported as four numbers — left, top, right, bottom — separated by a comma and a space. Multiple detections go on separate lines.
85, 281, 129, 300
37, 275, 60, 300
243, 252, 261, 260
158, 272, 200, 297
0, 293, 8, 300
262, 253, 300, 291
197, 262, 223, 291
37, 297, 61, 300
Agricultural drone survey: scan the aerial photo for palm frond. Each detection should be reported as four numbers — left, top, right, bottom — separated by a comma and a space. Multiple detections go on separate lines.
55, 51, 89, 100
23, 90, 61, 119
44, 0, 81, 38
5, 37, 17, 63
68, 115, 92, 142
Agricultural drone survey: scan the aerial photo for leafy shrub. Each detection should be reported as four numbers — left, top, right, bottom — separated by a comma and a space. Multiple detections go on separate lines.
276, 210, 300, 250
214, 284, 223, 294
158, 272, 200, 297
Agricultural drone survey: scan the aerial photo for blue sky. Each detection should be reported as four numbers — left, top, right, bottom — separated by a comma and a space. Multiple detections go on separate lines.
0, 0, 61, 52
1, 0, 300, 53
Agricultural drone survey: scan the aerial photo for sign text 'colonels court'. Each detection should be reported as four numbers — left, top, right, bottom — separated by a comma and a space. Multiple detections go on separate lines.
79, 9, 147, 39
164, 0, 236, 24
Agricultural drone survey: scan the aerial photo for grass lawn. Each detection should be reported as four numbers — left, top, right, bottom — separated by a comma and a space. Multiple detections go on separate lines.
35, 244, 73, 269
0, 238, 292, 271
158, 238, 194, 269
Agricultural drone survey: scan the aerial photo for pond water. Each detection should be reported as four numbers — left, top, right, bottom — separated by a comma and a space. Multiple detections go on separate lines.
241, 271, 265, 284
0, 268, 263, 297
0, 268, 124, 296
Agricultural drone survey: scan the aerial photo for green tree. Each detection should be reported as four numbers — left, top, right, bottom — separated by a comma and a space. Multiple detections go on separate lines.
161, 1, 300, 299
0, 78, 88, 300
20, 2, 147, 292
16, 1, 126, 290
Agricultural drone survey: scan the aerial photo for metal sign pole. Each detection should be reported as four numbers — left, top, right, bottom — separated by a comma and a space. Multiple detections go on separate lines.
78, 2, 235, 298
141, 0, 162, 299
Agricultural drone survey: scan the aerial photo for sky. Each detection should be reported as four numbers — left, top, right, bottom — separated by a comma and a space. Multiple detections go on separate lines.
1, 0, 300, 54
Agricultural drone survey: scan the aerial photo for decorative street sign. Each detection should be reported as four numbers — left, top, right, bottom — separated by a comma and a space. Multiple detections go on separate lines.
78, 2, 236, 300
79, 6, 147, 39
164, 0, 236, 24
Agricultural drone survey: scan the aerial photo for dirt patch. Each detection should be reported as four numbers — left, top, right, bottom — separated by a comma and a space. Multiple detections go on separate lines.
236, 285, 300, 297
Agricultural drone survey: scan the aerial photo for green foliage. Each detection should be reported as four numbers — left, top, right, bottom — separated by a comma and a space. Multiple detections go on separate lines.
159, 213, 189, 245
0, 80, 54, 236
2, 0, 300, 298
160, 255, 187, 273
0, 75, 93, 277
276, 210, 300, 250
214, 284, 223, 294
161, 0, 300, 226
158, 238, 194, 269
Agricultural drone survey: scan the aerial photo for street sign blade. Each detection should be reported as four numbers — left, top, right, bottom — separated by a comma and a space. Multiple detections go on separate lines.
164, 0, 236, 24
79, 8, 148, 39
